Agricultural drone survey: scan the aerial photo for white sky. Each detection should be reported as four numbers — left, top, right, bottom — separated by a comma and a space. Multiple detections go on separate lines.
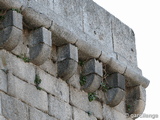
93, 0, 160, 119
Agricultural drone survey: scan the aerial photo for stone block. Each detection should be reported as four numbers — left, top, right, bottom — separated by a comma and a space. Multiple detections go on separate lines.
0, 0, 22, 9
83, 74, 102, 93
1, 93, 29, 120
22, 7, 52, 29
29, 27, 52, 47
102, 104, 114, 120
40, 60, 57, 77
126, 86, 146, 102
49, 95, 72, 120
113, 97, 126, 115
6, 52, 36, 84
0, 115, 6, 120
106, 73, 125, 90
57, 44, 78, 62
0, 26, 22, 51
73, 107, 97, 120
53, 0, 83, 30
30, 107, 57, 120
105, 88, 125, 107
89, 100, 103, 119
57, 59, 78, 81
2, 10, 22, 30
0, 70, 7, 92
37, 69, 69, 102
67, 66, 81, 90
83, 0, 113, 55
70, 86, 89, 112
82, 59, 103, 77
112, 16, 137, 65
8, 73, 48, 112
113, 109, 127, 120
29, 43, 51, 65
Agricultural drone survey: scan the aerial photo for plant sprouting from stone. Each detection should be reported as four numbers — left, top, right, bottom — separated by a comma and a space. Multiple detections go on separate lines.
34, 74, 42, 90
78, 60, 85, 66
100, 82, 110, 92
10, 8, 21, 13
127, 104, 132, 111
88, 92, 98, 102
17, 54, 30, 63
85, 111, 92, 116
79, 74, 86, 86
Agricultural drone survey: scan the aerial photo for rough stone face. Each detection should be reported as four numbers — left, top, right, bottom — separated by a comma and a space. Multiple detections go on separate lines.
0, 115, 6, 120
0, 70, 7, 92
105, 88, 125, 107
83, 0, 113, 55
2, 10, 22, 30
38, 69, 69, 102
1, 93, 29, 120
70, 86, 89, 112
49, 95, 72, 120
73, 107, 97, 120
8, 73, 48, 112
83, 74, 102, 93
82, 59, 103, 77
106, 73, 125, 90
30, 107, 57, 120
57, 44, 78, 62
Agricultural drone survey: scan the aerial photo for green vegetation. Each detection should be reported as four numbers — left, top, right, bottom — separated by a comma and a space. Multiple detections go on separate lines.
34, 74, 42, 90
88, 92, 98, 102
79, 74, 86, 86
17, 54, 30, 63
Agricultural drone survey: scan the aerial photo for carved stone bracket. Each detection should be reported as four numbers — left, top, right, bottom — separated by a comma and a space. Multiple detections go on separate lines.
0, 10, 22, 51
81, 59, 103, 93
126, 85, 146, 118
29, 27, 52, 65
57, 44, 78, 80
105, 73, 126, 107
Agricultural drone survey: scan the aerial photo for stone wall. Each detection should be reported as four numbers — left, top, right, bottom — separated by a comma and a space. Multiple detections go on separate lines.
0, 0, 149, 120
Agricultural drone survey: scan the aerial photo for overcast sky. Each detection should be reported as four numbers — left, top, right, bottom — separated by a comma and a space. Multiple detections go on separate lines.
93, 0, 160, 119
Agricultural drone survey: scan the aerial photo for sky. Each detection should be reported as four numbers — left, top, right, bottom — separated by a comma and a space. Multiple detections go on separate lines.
93, 0, 160, 119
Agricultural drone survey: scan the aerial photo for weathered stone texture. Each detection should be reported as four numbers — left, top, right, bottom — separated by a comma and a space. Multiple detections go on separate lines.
49, 95, 72, 120
8, 73, 48, 112
38, 69, 69, 102
1, 93, 29, 120
0, 70, 7, 92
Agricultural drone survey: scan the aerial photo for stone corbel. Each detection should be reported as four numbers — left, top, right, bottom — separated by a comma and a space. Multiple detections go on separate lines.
0, 10, 22, 51
81, 59, 103, 93
105, 73, 126, 107
29, 27, 52, 65
57, 44, 78, 80
126, 85, 146, 118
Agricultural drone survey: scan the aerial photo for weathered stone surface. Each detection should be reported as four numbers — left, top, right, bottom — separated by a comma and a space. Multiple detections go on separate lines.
0, 26, 22, 51
105, 88, 125, 107
22, 7, 52, 29
6, 52, 36, 84
8, 73, 48, 112
0, 115, 6, 120
67, 66, 81, 90
106, 58, 127, 74
57, 44, 78, 62
83, 0, 113, 55
0, 0, 22, 10
1, 93, 29, 120
113, 109, 128, 120
73, 107, 97, 120
0, 70, 7, 92
103, 104, 114, 120
82, 59, 103, 77
57, 59, 78, 80
49, 95, 72, 120
2, 10, 22, 30
126, 85, 146, 102
82, 74, 102, 93
40, 60, 57, 77
106, 73, 125, 90
89, 100, 103, 119
38, 69, 69, 102
30, 107, 57, 120
29, 27, 52, 46
53, 0, 83, 30
124, 67, 150, 88
112, 16, 137, 66
113, 97, 126, 115
70, 86, 89, 112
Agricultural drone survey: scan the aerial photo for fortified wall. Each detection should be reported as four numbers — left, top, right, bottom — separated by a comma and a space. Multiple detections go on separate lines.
0, 0, 150, 120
